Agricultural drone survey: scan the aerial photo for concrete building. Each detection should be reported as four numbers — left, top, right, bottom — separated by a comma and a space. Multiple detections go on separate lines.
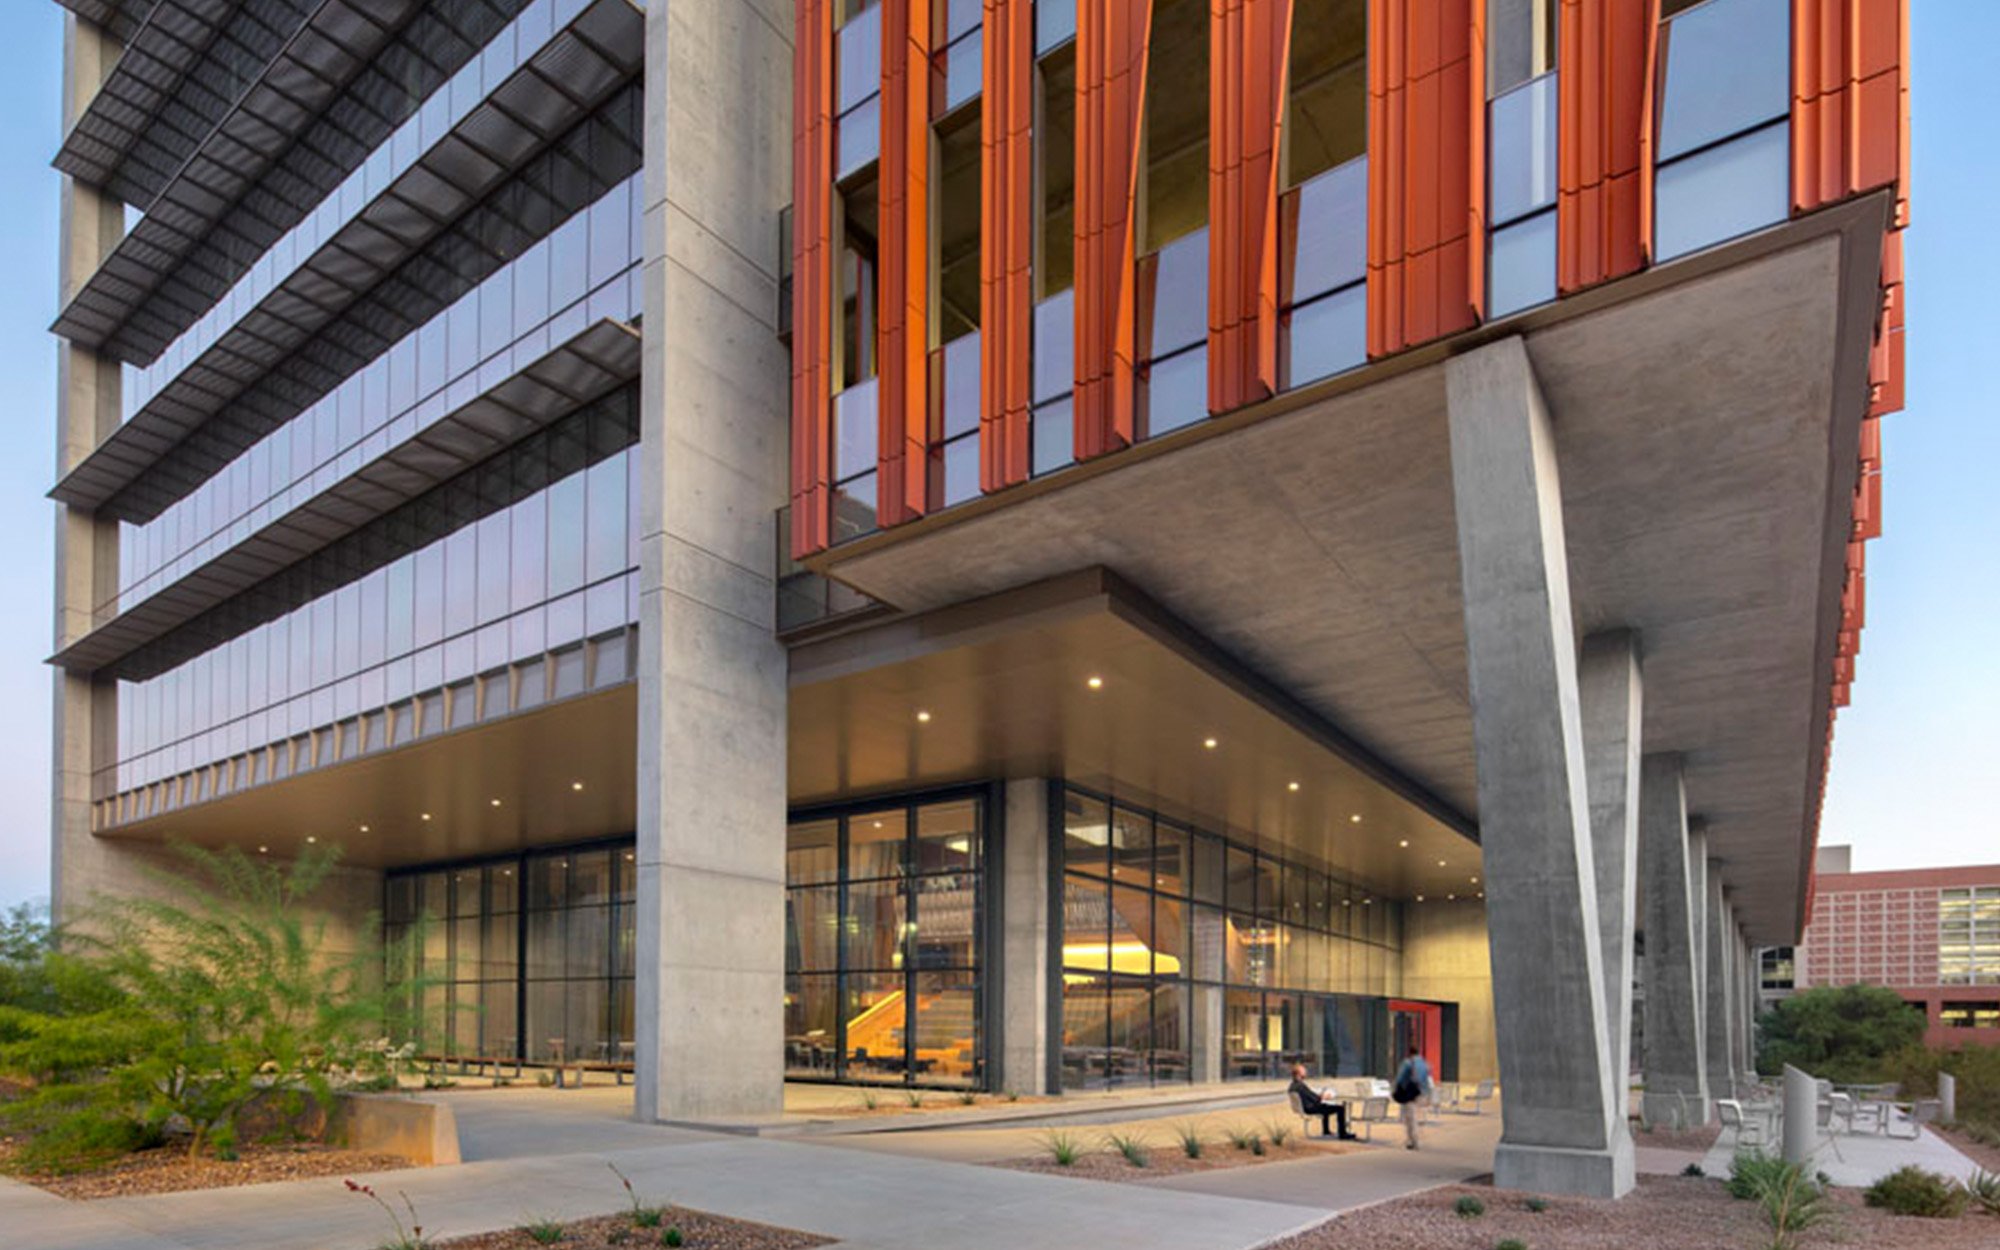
1759, 846, 2000, 1049
45, 0, 1908, 1197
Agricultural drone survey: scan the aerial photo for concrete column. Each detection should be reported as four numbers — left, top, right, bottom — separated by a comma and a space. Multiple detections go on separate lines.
1738, 928, 1756, 1076
1191, 985, 1223, 1084
1639, 755, 1710, 1126
1580, 631, 1642, 1135
633, 0, 794, 1122
1703, 870, 1736, 1103
1445, 337, 1632, 1198
999, 779, 1051, 1094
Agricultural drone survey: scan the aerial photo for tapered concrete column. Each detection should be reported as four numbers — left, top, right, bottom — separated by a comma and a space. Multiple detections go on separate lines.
633, 0, 793, 1122
1704, 870, 1737, 1102
1000, 779, 1052, 1094
1740, 928, 1758, 1075
1446, 337, 1633, 1198
1639, 755, 1710, 1125
1580, 631, 1642, 1135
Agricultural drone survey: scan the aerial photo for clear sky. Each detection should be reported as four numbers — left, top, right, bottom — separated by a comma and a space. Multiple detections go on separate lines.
0, 6, 1991, 911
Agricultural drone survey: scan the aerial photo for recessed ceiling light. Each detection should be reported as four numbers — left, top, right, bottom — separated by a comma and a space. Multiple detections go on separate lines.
502, 869, 513, 877
571, 781, 584, 792
1350, 814, 1362, 824
257, 845, 269, 854
872, 820, 883, 829
1203, 737, 1218, 749
1470, 876, 1479, 884
1287, 781, 1300, 792
421, 813, 432, 821
624, 853, 634, 862
916, 710, 932, 723
1363, 898, 1373, 905
1448, 893, 1456, 901
1086, 676, 1103, 690
490, 798, 503, 807
1437, 859, 1447, 867
359, 824, 370, 833
305, 835, 317, 844
1416, 895, 1425, 902
1399, 839, 1409, 848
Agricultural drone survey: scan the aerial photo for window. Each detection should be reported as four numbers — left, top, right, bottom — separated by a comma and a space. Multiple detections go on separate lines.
934, 0, 981, 114
1487, 0, 1555, 97
1279, 0, 1368, 388
834, 170, 881, 541
1136, 0, 1210, 438
1057, 785, 1403, 1089
1031, 43, 1077, 477
932, 108, 982, 508
1938, 887, 2000, 985
1939, 1001, 2000, 1031
1759, 946, 1795, 991
785, 792, 988, 1087
1653, 0, 1789, 260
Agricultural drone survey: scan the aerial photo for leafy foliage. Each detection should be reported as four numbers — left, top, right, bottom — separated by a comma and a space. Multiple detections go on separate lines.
1862, 1165, 1968, 1218
1040, 1128, 1081, 1166
1104, 1130, 1149, 1167
1728, 1152, 1792, 1201
1884, 1041, 2000, 1125
1965, 1168, 2000, 1216
1755, 985, 1925, 1082
1173, 1121, 1205, 1158
1454, 1195, 1485, 1218
1749, 1162, 1833, 1250
0, 845, 432, 1169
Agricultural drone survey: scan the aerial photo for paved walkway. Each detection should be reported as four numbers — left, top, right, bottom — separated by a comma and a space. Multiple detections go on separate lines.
1697, 1117, 1982, 1188
0, 1087, 1507, 1250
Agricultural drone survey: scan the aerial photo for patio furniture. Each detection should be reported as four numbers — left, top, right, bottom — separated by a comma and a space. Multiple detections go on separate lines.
1717, 1098, 1766, 1150
1464, 1078, 1497, 1114
1352, 1096, 1391, 1142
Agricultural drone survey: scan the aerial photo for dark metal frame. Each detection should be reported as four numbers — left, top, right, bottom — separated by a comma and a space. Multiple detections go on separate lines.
785, 781, 999, 1091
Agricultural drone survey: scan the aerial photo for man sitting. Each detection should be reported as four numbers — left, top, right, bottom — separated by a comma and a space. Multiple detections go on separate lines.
1288, 1063, 1359, 1139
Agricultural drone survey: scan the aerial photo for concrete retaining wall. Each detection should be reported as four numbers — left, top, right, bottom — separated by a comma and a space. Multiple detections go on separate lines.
331, 1094, 461, 1166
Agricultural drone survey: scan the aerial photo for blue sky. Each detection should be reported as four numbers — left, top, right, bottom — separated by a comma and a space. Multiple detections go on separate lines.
0, 6, 1992, 911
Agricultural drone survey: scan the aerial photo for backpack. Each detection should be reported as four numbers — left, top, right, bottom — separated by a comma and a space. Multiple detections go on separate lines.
1391, 1066, 1422, 1104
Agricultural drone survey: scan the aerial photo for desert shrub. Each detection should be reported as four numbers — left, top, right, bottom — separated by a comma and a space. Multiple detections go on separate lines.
1965, 1168, 2000, 1216
1250, 1135, 1266, 1156
1227, 1126, 1257, 1151
1455, 1195, 1486, 1218
1105, 1131, 1149, 1168
1523, 1196, 1548, 1212
1863, 1165, 1968, 1218
1728, 1152, 1791, 1201
903, 1090, 924, 1108
521, 1217, 565, 1244
1173, 1121, 1205, 1159
660, 1230, 682, 1248
1041, 1129, 1081, 1166
1756, 985, 1925, 1082
1266, 1120, 1292, 1146
1752, 1162, 1832, 1250
1884, 1042, 2000, 1126
1495, 1241, 1528, 1250
1682, 1162, 1706, 1177
608, 1162, 662, 1227
0, 845, 433, 1169
958, 1090, 978, 1105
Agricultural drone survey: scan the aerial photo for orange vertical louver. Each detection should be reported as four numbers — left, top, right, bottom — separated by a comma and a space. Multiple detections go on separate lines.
790, 0, 836, 558
1366, 0, 1486, 358
1791, 0, 1908, 223
877, 0, 932, 527
1074, 0, 1151, 459
1209, 0, 1291, 413
980, 0, 1034, 491
1556, 0, 1656, 293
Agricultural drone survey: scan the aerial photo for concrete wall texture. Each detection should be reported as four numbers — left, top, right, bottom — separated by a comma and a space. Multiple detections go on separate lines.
1401, 898, 1498, 1084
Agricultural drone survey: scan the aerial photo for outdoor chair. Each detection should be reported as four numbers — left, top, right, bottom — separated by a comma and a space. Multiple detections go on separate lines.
1464, 1079, 1496, 1114
1287, 1090, 1321, 1138
1425, 1081, 1458, 1122
1716, 1099, 1766, 1150
1352, 1096, 1391, 1141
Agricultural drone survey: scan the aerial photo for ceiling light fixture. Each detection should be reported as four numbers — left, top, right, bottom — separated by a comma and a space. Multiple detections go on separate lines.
359, 824, 370, 833
490, 799, 503, 808
1399, 839, 1410, 848
916, 710, 932, 723
421, 813, 432, 821
257, 845, 269, 854
1438, 859, 1447, 867
1287, 781, 1300, 792
1416, 895, 1425, 902
1203, 737, 1218, 750
1086, 676, 1103, 690
1350, 814, 1362, 824
571, 781, 584, 792
1448, 893, 1456, 901
305, 835, 317, 844
1470, 876, 1479, 884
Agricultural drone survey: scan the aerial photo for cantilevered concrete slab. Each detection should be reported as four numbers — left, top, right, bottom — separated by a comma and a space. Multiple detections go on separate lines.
809, 199, 1887, 944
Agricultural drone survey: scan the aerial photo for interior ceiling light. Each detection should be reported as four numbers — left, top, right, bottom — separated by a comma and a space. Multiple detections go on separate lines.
1350, 814, 1362, 823
257, 845, 269, 854
1415, 895, 1425, 902
490, 798, 503, 807
1470, 876, 1480, 884
1203, 737, 1218, 749
1438, 859, 1447, 867
1287, 781, 1300, 792
916, 710, 932, 723
421, 812, 432, 821
1399, 839, 1409, 848
305, 835, 317, 844
571, 781, 584, 791
1448, 893, 1457, 901
1086, 676, 1103, 690
359, 824, 370, 833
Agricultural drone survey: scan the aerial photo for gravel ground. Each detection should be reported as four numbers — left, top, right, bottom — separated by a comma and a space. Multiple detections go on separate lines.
993, 1135, 1362, 1183
437, 1208, 831, 1250
1631, 1122, 1723, 1153
3, 1141, 412, 1200
1267, 1175, 2000, 1249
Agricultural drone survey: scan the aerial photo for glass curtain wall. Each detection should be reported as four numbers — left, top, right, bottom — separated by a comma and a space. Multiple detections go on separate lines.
1652, 0, 1790, 260
786, 791, 988, 1088
385, 839, 637, 1069
1059, 785, 1399, 1090
1486, 0, 1557, 316
1278, 0, 1368, 388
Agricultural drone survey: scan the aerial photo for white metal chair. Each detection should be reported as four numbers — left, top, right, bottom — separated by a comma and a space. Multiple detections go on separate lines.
1717, 1098, 1767, 1150
1352, 1096, 1391, 1141
1427, 1081, 1460, 1122
1464, 1078, 1496, 1114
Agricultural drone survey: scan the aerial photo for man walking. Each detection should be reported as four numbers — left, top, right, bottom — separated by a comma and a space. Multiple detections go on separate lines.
1391, 1045, 1432, 1150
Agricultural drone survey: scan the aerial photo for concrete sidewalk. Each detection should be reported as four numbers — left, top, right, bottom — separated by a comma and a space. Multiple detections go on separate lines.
1697, 1119, 1982, 1189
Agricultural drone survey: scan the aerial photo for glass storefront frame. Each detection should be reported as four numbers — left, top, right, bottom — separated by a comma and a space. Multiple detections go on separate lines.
786, 783, 997, 1090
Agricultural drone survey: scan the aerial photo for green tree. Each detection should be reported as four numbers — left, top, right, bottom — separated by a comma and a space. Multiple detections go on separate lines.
0, 845, 430, 1169
1757, 984, 1925, 1082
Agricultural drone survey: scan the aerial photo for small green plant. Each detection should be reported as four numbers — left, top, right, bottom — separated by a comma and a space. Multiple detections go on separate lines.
1105, 1130, 1149, 1168
1496, 1240, 1529, 1250
1226, 1126, 1257, 1151
521, 1217, 566, 1245
346, 1180, 427, 1250
661, 1229, 683, 1248
1729, 1151, 1791, 1200
958, 1090, 978, 1105
1682, 1162, 1706, 1178
1173, 1121, 1205, 1159
858, 1089, 879, 1110
1745, 1162, 1832, 1250
608, 1162, 662, 1228
1966, 1167, 2000, 1215
1454, 1195, 1486, 1219
491, 1076, 514, 1088
1250, 1134, 1266, 1156
421, 1074, 456, 1090
536, 1070, 556, 1088
1002, 1088, 1021, 1102
1041, 1128, 1082, 1166
904, 1090, 925, 1108
1523, 1196, 1548, 1213
1864, 1165, 1968, 1218
1265, 1120, 1292, 1146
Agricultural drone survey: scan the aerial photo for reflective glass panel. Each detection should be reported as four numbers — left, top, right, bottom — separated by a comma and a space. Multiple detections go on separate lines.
1147, 229, 1209, 357
1287, 157, 1367, 302
1489, 73, 1557, 225
1656, 0, 1789, 160
836, 3, 882, 114
835, 378, 879, 480
1144, 346, 1208, 437
1488, 211, 1557, 316
1283, 284, 1365, 388
1031, 400, 1073, 477
1654, 122, 1789, 261
850, 808, 907, 879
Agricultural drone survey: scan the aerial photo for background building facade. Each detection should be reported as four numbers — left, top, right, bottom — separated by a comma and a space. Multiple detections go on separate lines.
47, 0, 1908, 1199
